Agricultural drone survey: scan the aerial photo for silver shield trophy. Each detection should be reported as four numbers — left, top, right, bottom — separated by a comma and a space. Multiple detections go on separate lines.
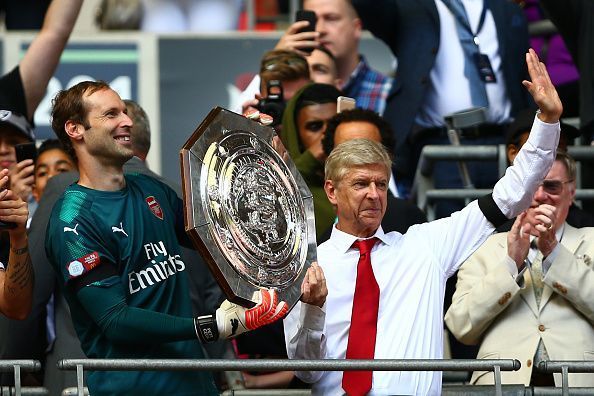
180, 107, 317, 309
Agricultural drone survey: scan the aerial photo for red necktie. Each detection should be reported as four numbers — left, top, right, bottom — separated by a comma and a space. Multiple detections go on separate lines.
342, 238, 380, 396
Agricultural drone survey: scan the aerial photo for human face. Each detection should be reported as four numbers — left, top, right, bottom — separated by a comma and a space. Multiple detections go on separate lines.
307, 49, 339, 86
0, 128, 30, 170
80, 88, 133, 165
334, 121, 382, 146
32, 148, 77, 201
525, 160, 575, 231
303, 0, 361, 62
297, 102, 337, 150
325, 163, 388, 237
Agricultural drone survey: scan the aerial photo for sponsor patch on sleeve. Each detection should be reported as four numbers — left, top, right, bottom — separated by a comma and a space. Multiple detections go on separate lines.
67, 251, 101, 278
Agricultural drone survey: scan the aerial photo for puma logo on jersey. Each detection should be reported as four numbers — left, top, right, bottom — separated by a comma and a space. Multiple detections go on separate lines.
111, 222, 128, 237
63, 224, 79, 235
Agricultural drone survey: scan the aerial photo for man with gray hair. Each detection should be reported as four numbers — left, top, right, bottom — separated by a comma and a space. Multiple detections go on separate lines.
446, 151, 594, 387
284, 50, 563, 395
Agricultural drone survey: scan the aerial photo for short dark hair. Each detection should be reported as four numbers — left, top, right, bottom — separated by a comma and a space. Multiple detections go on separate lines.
35, 139, 74, 165
51, 80, 111, 160
322, 108, 395, 156
294, 83, 342, 116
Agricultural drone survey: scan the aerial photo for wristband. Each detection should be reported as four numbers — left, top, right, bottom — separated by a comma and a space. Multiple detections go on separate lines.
194, 315, 219, 343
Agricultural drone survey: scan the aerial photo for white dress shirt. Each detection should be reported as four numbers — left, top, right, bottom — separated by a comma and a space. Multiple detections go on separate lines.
415, 0, 511, 128
284, 116, 559, 395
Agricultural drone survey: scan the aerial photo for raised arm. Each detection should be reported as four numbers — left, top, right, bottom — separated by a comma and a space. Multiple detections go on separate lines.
19, 0, 83, 120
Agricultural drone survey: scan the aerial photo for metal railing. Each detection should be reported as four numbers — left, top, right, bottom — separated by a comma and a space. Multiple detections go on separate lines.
58, 358, 520, 396
413, 145, 594, 221
0, 360, 42, 396
538, 361, 594, 396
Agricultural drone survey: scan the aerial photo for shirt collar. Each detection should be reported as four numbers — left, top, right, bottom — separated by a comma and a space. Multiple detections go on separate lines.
329, 224, 391, 254
341, 55, 367, 92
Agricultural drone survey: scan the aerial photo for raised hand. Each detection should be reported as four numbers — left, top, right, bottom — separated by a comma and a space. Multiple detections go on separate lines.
274, 21, 320, 57
522, 48, 563, 123
301, 262, 327, 308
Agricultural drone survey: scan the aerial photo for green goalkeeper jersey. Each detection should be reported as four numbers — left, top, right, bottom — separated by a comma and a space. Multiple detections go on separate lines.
46, 173, 218, 395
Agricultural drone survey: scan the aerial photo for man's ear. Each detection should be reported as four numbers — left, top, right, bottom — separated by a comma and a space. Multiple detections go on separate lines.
65, 120, 84, 141
353, 17, 362, 40
324, 179, 338, 206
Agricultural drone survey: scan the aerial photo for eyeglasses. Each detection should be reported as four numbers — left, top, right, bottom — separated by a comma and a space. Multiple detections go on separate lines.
539, 179, 573, 195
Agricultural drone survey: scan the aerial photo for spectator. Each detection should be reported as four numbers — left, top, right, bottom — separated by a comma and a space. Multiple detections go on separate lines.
141, 0, 243, 32
503, 108, 594, 228
284, 49, 562, 395
238, 0, 392, 115
240, 49, 312, 126
353, 0, 533, 211
280, 83, 342, 238
45, 81, 287, 395
0, 169, 32, 320
31, 139, 77, 202
321, 108, 427, 239
445, 151, 594, 387
259, 50, 311, 103
307, 47, 341, 88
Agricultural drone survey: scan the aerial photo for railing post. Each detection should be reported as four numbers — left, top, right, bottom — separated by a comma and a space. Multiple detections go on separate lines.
76, 364, 84, 396
13, 364, 21, 396
493, 365, 502, 396
562, 365, 569, 396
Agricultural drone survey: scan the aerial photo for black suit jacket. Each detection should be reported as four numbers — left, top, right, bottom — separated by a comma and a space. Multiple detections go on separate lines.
352, 0, 532, 176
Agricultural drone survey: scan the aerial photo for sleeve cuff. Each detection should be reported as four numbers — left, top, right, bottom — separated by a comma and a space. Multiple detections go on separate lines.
300, 303, 325, 331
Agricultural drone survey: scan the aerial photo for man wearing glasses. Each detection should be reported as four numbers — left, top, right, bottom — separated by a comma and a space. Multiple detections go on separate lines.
446, 150, 594, 387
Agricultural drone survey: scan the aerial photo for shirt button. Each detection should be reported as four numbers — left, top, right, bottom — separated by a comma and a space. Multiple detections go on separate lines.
527, 359, 532, 367
538, 324, 545, 332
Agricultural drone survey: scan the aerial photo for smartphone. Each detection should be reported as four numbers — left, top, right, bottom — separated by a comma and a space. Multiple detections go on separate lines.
295, 10, 317, 54
337, 96, 356, 113
15, 142, 37, 164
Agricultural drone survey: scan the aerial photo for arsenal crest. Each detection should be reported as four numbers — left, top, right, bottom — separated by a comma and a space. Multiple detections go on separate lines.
146, 196, 164, 220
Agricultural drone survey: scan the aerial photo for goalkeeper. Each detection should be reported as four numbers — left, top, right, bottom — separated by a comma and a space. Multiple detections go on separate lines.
45, 81, 289, 395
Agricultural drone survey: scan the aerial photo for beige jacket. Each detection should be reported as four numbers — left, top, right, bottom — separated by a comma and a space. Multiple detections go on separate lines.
445, 224, 594, 386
